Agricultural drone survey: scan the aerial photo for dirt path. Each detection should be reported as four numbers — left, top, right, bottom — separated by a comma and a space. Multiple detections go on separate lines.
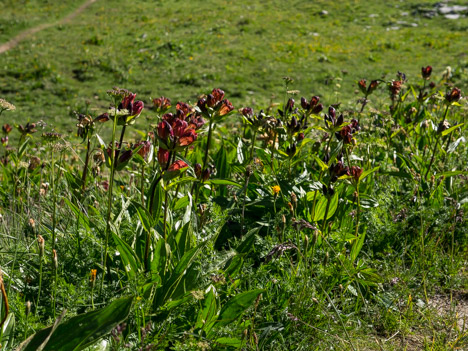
0, 0, 98, 54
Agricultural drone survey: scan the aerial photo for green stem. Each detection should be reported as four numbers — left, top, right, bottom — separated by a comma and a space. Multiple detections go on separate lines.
249, 129, 257, 163
51, 148, 57, 251
320, 194, 332, 237
202, 120, 214, 171
424, 105, 450, 180
100, 105, 119, 295
354, 186, 360, 238
140, 164, 145, 206
36, 257, 43, 315
81, 137, 91, 192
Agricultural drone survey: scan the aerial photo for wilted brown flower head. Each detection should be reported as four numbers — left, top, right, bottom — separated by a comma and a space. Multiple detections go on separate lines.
38, 235, 45, 257
389, 80, 403, 97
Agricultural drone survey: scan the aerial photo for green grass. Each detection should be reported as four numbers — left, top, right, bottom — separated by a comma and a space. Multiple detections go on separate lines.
1, 0, 468, 131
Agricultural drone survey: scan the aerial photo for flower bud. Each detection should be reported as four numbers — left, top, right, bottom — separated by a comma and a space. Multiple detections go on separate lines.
421, 66, 432, 80
202, 168, 211, 181
2, 124, 12, 134
38, 235, 45, 257
194, 163, 202, 178
26, 301, 31, 316
445, 87, 461, 103
53, 249, 58, 269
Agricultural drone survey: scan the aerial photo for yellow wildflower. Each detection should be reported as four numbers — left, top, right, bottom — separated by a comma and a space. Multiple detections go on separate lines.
272, 185, 281, 195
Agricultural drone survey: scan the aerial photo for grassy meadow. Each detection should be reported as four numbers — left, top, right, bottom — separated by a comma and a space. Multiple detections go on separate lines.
0, 0, 467, 350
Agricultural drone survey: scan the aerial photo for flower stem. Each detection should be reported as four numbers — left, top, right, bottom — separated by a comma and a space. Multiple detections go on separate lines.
100, 105, 119, 295
424, 105, 450, 180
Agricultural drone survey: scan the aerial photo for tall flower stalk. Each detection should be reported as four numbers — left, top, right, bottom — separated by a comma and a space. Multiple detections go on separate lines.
100, 88, 144, 293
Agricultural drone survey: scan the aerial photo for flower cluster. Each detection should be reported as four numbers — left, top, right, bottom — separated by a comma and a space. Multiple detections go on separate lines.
156, 102, 202, 167
196, 88, 234, 118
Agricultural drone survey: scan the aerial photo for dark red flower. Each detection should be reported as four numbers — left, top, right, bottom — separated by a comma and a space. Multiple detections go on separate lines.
219, 99, 234, 116
421, 66, 432, 80
2, 124, 12, 134
178, 128, 197, 147
194, 163, 202, 178
135, 140, 151, 159
153, 96, 171, 112
445, 87, 461, 103
157, 120, 173, 140
95, 113, 110, 122
188, 115, 205, 129
211, 88, 225, 104
168, 160, 189, 172
175, 102, 192, 118
350, 166, 363, 182
358, 79, 367, 95
172, 119, 189, 138
337, 125, 353, 144
157, 148, 169, 167
368, 80, 379, 94
202, 168, 211, 181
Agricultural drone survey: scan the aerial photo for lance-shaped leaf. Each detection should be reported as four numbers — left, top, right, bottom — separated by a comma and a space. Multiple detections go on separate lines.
17, 296, 133, 351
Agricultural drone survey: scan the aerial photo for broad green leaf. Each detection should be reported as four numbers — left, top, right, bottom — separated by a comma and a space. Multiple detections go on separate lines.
174, 221, 192, 258
237, 138, 245, 164
313, 155, 328, 171
132, 201, 154, 233
381, 171, 412, 179
441, 122, 464, 136
236, 227, 262, 254
18, 139, 30, 158
156, 243, 205, 307
359, 166, 379, 182
17, 296, 133, 351
206, 179, 242, 187
151, 237, 170, 281
112, 233, 140, 278
211, 289, 264, 330
64, 198, 91, 231
148, 177, 163, 221
313, 192, 338, 221
1, 313, 15, 349
350, 228, 366, 262
215, 338, 243, 347
196, 287, 218, 331
215, 145, 230, 196
435, 170, 468, 178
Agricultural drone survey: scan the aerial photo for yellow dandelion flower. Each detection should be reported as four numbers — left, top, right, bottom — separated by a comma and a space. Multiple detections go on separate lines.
272, 185, 281, 195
